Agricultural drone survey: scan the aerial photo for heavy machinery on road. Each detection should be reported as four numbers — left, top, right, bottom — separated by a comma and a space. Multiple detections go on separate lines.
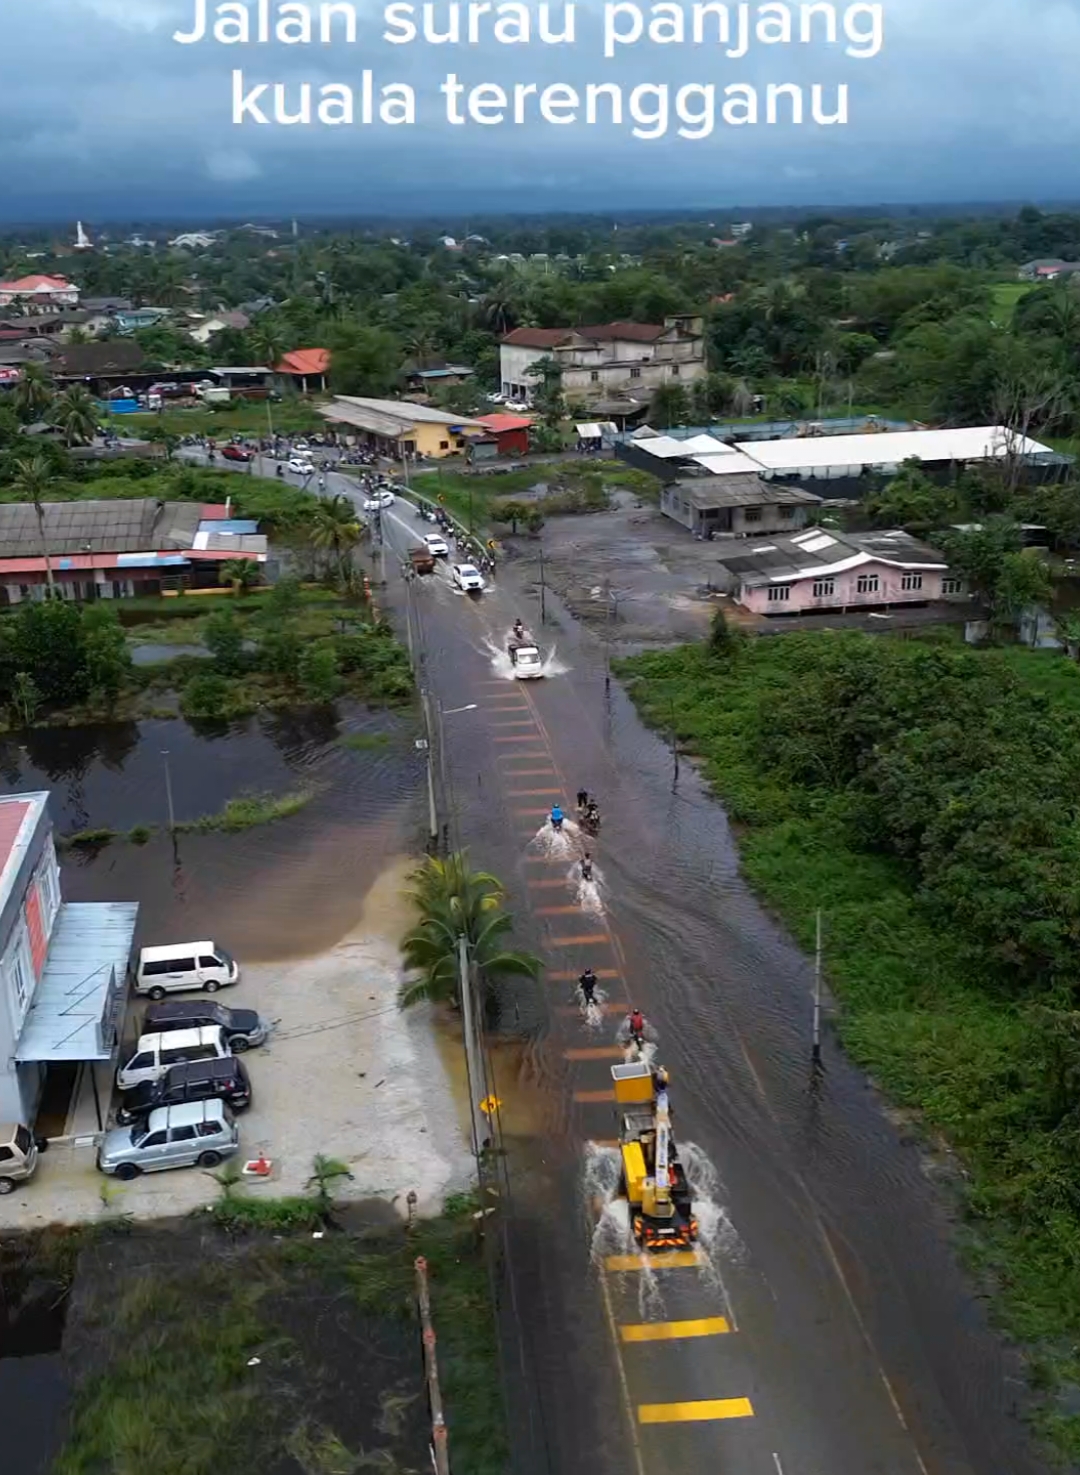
611, 1060, 698, 1251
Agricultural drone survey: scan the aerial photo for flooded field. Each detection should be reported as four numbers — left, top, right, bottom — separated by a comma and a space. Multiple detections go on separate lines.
0, 705, 424, 962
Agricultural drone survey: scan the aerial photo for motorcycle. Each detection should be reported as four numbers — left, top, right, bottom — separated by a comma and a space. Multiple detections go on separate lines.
578, 804, 601, 835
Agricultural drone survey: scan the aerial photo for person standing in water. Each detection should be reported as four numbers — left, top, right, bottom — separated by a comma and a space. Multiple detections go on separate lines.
581, 853, 594, 882
579, 967, 597, 1005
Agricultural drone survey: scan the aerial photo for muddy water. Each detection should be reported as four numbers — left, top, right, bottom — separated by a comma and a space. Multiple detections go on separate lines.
0, 707, 424, 961
372, 513, 1054, 1475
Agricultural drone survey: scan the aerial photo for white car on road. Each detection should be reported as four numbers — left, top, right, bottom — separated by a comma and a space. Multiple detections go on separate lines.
287, 458, 315, 476
452, 563, 485, 592
363, 490, 395, 511
424, 532, 449, 557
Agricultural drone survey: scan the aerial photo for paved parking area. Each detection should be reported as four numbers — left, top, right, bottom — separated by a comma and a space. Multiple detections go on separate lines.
0, 860, 472, 1229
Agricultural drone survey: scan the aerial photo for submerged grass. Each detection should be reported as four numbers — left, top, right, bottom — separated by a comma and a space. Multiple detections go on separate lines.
617, 635, 1080, 1461
176, 789, 313, 833
53, 1197, 507, 1475
338, 731, 391, 750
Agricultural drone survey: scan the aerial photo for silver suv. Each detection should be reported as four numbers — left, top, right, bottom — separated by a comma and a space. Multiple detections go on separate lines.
98, 1100, 239, 1179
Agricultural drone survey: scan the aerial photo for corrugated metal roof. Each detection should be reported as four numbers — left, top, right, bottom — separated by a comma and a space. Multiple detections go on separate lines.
197, 519, 258, 536
16, 901, 139, 1063
734, 426, 1055, 474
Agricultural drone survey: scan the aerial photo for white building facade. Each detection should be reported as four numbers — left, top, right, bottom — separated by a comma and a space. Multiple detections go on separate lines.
500, 317, 707, 405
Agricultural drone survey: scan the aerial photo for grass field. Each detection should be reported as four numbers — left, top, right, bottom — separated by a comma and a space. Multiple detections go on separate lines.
989, 281, 1033, 323
409, 459, 660, 530
106, 400, 326, 439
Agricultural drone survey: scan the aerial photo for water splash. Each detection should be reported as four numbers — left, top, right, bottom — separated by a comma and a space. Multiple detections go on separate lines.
528, 821, 579, 861
584, 1142, 666, 1317
482, 634, 569, 681
570, 861, 604, 916
679, 1141, 743, 1278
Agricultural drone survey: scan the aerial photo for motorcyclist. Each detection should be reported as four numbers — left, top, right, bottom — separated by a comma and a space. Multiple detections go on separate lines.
585, 799, 601, 828
576, 789, 588, 812
550, 804, 564, 832
580, 852, 594, 883
628, 1008, 646, 1042
579, 967, 598, 1005
276, 464, 284, 479
513, 618, 525, 640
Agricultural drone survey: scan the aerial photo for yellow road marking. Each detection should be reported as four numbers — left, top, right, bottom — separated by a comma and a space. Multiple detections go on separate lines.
505, 768, 557, 776
591, 1137, 621, 1149
535, 904, 583, 916
528, 878, 570, 889
550, 933, 611, 946
515, 806, 556, 816
498, 753, 549, 762
495, 736, 542, 743
573, 1088, 616, 1103
604, 1251, 705, 1272
620, 1317, 731, 1343
557, 1002, 627, 1016
510, 789, 563, 798
565, 1046, 624, 1061
638, 1399, 754, 1424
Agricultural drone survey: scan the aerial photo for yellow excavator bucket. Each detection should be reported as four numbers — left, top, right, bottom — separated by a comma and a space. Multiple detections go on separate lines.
611, 1061, 653, 1105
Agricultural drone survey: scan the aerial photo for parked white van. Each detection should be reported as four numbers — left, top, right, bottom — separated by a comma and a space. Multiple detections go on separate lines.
117, 1027, 231, 1091
135, 942, 239, 1000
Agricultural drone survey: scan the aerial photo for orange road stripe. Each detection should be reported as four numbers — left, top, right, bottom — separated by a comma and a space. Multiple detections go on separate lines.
590, 1138, 621, 1149
535, 905, 583, 916
501, 768, 555, 776
495, 736, 543, 743
515, 807, 556, 816
528, 878, 571, 889
557, 1003, 626, 1016
565, 1046, 624, 1061
574, 1089, 617, 1103
497, 751, 548, 760
509, 789, 563, 797
551, 934, 611, 947
548, 968, 620, 980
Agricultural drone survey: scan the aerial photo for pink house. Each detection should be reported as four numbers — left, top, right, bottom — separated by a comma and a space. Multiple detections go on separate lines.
0, 275, 80, 312
717, 528, 969, 616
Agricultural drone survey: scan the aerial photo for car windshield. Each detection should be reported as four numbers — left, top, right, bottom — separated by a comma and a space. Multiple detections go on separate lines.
215, 948, 233, 968
461, 567, 478, 577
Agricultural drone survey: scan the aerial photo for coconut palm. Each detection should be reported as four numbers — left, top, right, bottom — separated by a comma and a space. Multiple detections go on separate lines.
12, 363, 54, 423
398, 852, 541, 1011
50, 386, 99, 447
218, 558, 262, 596
250, 322, 288, 373
309, 494, 362, 585
10, 453, 57, 594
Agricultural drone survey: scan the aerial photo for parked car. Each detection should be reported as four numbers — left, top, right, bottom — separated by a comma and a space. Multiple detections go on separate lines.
221, 444, 253, 463
452, 563, 485, 592
116, 1057, 252, 1125
0, 1122, 39, 1195
142, 1000, 266, 1051
293, 439, 310, 452
363, 490, 395, 511
424, 532, 449, 557
288, 457, 315, 475
98, 1101, 239, 1179
117, 1026, 231, 1091
135, 941, 239, 999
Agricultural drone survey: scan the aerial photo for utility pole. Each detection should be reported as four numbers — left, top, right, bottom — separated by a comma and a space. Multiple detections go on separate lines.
420, 690, 438, 853
812, 908, 823, 1067
539, 546, 547, 624
458, 935, 488, 1167
162, 750, 176, 832
669, 701, 679, 788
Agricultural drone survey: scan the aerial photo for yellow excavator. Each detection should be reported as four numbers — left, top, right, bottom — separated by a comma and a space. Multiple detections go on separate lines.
611, 1060, 698, 1251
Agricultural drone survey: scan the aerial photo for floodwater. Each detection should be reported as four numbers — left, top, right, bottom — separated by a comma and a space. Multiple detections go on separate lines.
374, 503, 1054, 1475
0, 706, 424, 961
0, 702, 426, 1474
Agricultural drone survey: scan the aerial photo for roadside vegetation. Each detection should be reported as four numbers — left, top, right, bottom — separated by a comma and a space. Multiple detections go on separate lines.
619, 619, 1080, 1458
399, 852, 542, 1019
408, 459, 659, 532
46, 1191, 506, 1475
58, 790, 313, 851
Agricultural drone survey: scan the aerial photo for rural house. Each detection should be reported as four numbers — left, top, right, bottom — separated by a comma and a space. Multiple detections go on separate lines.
500, 317, 706, 406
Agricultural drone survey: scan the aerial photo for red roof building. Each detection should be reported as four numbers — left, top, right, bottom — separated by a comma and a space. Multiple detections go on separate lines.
275, 347, 330, 392
0, 275, 80, 311
472, 412, 533, 458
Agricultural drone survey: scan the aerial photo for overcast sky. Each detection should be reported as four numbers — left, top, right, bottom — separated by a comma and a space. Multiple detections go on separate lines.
0, 0, 1075, 221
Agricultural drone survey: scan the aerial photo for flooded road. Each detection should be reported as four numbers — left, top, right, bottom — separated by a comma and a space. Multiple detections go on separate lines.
376, 499, 1052, 1475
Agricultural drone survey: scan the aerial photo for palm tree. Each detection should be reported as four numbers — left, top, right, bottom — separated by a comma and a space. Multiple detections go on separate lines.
250, 322, 288, 373
12, 363, 54, 424
398, 853, 542, 1011
309, 494, 362, 585
50, 386, 99, 447
219, 559, 262, 596
10, 453, 57, 595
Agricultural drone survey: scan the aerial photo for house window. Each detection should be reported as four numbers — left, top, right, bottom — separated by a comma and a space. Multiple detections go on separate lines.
942, 577, 965, 595
439, 440, 449, 450
901, 572, 923, 592
767, 585, 791, 603
671, 364, 680, 376
812, 579, 835, 599
856, 573, 880, 595
8, 943, 30, 1014
743, 506, 762, 523
630, 367, 641, 379
590, 370, 599, 382
779, 505, 795, 518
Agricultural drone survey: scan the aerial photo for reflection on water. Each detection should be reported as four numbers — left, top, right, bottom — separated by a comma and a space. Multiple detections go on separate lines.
0, 706, 423, 963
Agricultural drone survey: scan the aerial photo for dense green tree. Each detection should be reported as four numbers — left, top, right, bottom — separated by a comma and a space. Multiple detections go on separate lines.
12, 599, 88, 704
298, 643, 342, 702
82, 604, 130, 701
204, 608, 245, 673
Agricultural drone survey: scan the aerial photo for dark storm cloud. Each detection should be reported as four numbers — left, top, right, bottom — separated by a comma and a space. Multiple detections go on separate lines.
0, 0, 1076, 217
